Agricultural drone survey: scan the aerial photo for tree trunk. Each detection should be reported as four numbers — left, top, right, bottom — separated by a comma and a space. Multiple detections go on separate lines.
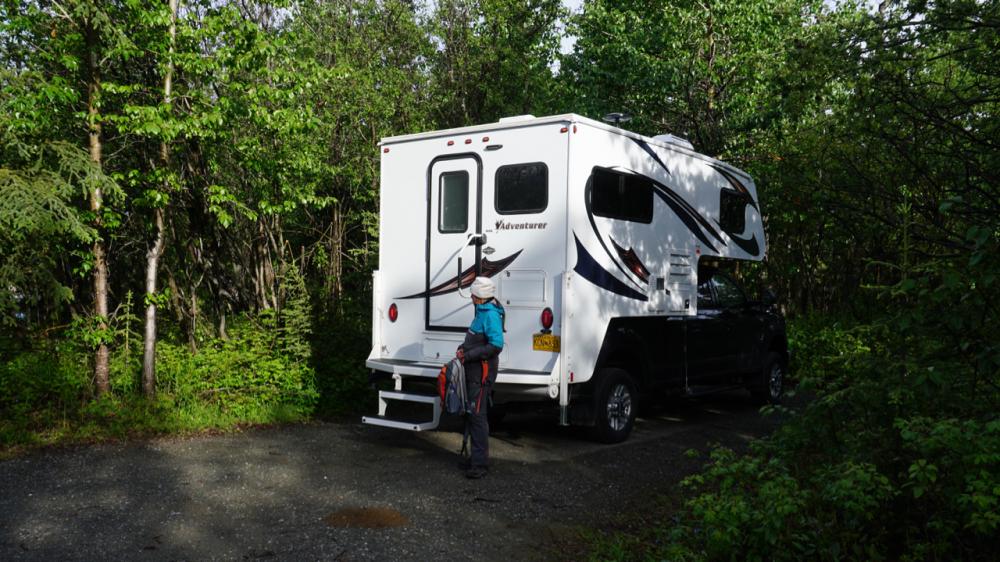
327, 201, 344, 307
188, 288, 198, 353
141, 0, 179, 399
142, 207, 166, 397
86, 23, 110, 397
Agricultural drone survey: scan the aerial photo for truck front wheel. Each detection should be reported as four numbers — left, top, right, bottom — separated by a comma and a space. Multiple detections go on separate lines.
589, 368, 637, 444
750, 352, 785, 405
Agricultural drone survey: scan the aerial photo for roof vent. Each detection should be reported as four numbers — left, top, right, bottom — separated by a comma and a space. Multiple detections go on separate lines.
498, 114, 536, 123
653, 134, 694, 150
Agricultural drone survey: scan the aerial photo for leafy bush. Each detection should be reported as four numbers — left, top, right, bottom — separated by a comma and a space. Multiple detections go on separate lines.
620, 248, 1000, 561
157, 327, 319, 421
0, 309, 320, 453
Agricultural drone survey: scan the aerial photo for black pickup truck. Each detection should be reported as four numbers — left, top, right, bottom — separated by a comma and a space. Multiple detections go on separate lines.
572, 266, 789, 443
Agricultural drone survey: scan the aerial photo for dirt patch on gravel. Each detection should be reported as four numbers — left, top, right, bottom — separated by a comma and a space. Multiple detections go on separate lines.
323, 507, 409, 528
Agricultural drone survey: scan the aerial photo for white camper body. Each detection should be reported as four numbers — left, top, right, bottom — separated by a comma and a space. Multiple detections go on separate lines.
363, 114, 765, 431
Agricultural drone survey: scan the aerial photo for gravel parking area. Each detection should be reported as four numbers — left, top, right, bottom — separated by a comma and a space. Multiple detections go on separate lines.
0, 392, 775, 561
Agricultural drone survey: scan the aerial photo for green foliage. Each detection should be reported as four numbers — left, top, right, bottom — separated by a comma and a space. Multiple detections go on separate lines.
312, 294, 373, 418
562, 0, 818, 156
0, 312, 318, 454
0, 133, 118, 325
429, 0, 566, 126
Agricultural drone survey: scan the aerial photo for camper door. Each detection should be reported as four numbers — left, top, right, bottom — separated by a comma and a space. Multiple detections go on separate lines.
426, 155, 482, 330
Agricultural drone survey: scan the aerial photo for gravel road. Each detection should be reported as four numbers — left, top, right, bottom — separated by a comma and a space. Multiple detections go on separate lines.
0, 392, 775, 561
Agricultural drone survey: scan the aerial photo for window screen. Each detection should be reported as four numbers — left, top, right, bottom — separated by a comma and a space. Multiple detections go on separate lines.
495, 163, 548, 214
719, 190, 746, 234
591, 168, 654, 223
439, 171, 469, 233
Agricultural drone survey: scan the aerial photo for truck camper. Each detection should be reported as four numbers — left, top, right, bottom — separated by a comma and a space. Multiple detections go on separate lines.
362, 114, 787, 443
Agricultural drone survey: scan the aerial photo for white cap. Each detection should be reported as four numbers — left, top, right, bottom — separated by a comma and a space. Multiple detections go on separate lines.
470, 277, 495, 299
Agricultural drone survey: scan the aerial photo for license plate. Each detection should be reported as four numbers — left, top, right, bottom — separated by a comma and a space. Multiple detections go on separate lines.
532, 333, 561, 352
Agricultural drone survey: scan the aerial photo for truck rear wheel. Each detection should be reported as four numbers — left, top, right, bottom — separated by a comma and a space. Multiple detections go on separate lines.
750, 352, 784, 405
589, 368, 637, 444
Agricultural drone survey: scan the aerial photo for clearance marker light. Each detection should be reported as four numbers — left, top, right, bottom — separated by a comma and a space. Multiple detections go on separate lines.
447, 140, 455, 146
388, 303, 398, 322
482, 136, 490, 142
383, 147, 390, 153
559, 127, 568, 133
464, 138, 472, 144
541, 307, 554, 330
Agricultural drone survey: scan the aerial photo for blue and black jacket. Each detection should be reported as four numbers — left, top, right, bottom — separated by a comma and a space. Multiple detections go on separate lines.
462, 299, 504, 364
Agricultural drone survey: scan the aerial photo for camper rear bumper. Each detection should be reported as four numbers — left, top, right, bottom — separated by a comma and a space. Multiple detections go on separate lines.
367, 357, 553, 386
367, 358, 441, 379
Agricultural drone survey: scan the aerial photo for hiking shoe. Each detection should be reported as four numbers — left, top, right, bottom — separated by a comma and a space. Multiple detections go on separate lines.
465, 466, 488, 479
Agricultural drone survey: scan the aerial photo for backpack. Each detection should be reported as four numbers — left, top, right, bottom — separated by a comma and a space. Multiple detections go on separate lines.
437, 357, 467, 415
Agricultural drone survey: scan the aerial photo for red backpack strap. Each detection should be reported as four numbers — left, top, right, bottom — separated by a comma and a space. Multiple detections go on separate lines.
438, 364, 448, 401
475, 360, 488, 413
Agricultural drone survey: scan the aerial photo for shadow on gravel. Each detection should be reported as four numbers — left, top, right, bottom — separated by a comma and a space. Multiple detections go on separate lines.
0, 391, 776, 561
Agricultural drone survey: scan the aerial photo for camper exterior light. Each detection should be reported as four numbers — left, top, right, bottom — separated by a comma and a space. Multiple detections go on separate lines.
541, 307, 554, 330
388, 303, 398, 322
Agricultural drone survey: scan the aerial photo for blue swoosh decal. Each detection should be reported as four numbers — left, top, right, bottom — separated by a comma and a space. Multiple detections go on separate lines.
573, 234, 648, 301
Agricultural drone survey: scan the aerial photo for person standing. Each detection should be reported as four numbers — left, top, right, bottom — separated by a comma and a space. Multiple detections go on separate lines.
456, 276, 504, 479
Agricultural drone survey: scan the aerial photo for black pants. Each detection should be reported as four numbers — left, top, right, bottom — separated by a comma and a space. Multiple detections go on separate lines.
464, 356, 498, 468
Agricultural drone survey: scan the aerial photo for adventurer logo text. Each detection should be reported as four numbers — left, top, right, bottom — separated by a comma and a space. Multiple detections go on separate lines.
495, 220, 547, 231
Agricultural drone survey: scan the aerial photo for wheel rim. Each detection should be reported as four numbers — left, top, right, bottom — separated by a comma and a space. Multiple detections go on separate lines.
606, 383, 632, 431
768, 363, 783, 400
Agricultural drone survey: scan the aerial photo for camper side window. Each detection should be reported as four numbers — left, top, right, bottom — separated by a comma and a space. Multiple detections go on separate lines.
591, 168, 653, 223
719, 190, 746, 234
495, 163, 548, 214
439, 171, 469, 233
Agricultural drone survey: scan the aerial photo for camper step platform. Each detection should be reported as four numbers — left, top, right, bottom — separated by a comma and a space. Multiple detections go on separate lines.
361, 390, 441, 431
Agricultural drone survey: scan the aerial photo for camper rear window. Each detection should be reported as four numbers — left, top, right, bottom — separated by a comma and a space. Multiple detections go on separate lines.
591, 168, 653, 223
495, 163, 548, 214
439, 171, 469, 233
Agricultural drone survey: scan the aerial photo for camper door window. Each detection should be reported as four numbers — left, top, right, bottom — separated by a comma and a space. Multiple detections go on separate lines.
439, 171, 470, 233
495, 163, 548, 214
591, 167, 653, 224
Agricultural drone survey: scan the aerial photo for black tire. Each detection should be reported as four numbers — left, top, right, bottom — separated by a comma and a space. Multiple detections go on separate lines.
750, 352, 784, 405
589, 368, 638, 444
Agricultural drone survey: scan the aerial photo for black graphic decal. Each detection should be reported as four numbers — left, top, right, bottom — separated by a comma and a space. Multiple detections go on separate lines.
710, 164, 759, 212
724, 231, 761, 256
609, 237, 650, 283
650, 183, 723, 253
583, 177, 648, 293
631, 138, 672, 176
709, 164, 762, 257
573, 235, 648, 301
401, 251, 522, 299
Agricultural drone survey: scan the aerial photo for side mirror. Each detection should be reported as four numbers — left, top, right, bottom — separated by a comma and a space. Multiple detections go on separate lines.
762, 288, 778, 306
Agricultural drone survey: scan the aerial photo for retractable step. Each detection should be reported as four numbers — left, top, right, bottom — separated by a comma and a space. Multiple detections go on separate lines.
685, 384, 745, 397
362, 390, 441, 431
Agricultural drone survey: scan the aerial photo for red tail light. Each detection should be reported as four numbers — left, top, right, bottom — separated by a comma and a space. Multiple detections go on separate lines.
388, 303, 398, 322
541, 307, 553, 329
